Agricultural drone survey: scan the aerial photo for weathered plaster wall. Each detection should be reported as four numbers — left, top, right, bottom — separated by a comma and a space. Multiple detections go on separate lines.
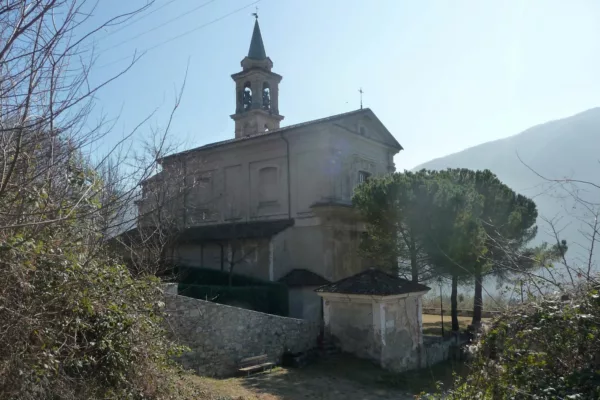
324, 301, 380, 360
271, 224, 326, 281
380, 296, 423, 372
321, 222, 367, 281
272, 222, 367, 283
164, 292, 319, 377
323, 295, 440, 373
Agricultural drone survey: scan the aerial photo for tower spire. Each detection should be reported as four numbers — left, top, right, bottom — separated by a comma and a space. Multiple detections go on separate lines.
231, 17, 283, 138
247, 15, 267, 60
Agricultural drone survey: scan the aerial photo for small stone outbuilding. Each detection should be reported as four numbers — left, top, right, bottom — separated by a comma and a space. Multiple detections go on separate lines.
316, 268, 430, 372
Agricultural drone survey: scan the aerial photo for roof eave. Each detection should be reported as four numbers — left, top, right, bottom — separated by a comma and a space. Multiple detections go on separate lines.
364, 108, 403, 150
159, 108, 371, 162
231, 67, 282, 81
315, 290, 429, 302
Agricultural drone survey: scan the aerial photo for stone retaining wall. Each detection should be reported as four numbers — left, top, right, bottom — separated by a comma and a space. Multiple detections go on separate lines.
422, 335, 464, 366
165, 292, 319, 377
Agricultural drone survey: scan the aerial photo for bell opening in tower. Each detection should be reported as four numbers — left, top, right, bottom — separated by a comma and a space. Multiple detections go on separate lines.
243, 81, 252, 111
262, 82, 271, 111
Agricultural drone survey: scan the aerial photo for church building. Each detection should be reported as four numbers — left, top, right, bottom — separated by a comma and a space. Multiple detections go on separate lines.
136, 18, 403, 323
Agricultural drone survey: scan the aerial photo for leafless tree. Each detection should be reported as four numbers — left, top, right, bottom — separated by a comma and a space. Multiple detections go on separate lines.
222, 224, 263, 286
474, 159, 600, 311
0, 1, 169, 234
0, 1, 206, 397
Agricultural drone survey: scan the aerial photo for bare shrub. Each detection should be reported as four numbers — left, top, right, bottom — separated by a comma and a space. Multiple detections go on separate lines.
0, 1, 198, 398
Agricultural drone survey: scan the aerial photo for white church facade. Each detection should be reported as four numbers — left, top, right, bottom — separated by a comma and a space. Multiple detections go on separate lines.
136, 18, 403, 322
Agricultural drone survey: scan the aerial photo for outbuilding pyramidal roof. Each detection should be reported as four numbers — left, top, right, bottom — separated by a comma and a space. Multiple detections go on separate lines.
316, 268, 431, 296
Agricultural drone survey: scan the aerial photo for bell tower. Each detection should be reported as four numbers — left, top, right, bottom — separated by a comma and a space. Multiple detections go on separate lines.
231, 16, 283, 138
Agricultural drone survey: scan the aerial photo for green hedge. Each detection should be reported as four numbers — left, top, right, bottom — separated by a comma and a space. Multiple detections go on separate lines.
174, 267, 288, 316
176, 266, 269, 286
177, 283, 288, 316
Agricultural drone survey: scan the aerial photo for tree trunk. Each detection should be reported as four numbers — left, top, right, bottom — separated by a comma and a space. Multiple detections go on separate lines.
228, 246, 235, 287
220, 243, 224, 272
472, 264, 483, 326
451, 274, 459, 332
228, 255, 234, 287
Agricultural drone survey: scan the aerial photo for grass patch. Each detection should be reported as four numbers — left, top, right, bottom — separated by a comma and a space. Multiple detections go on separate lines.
181, 373, 277, 399
178, 354, 469, 399
421, 314, 474, 336
376, 359, 469, 394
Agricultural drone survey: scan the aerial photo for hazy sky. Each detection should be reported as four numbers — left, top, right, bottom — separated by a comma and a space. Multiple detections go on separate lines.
88, 0, 600, 170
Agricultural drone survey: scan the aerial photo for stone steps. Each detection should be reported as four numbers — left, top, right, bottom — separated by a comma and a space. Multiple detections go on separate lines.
282, 348, 319, 368
281, 338, 341, 368
319, 338, 341, 356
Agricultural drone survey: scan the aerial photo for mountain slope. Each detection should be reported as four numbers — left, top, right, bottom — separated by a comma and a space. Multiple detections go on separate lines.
416, 108, 600, 274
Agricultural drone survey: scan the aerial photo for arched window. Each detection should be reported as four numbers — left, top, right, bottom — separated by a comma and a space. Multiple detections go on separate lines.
262, 82, 271, 110
264, 124, 270, 132
258, 166, 278, 205
237, 88, 244, 112
243, 81, 252, 111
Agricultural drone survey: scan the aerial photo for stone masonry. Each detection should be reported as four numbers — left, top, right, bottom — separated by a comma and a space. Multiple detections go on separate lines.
164, 291, 319, 377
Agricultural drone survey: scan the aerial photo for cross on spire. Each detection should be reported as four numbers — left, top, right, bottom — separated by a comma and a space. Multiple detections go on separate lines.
252, 6, 258, 19
359, 87, 364, 109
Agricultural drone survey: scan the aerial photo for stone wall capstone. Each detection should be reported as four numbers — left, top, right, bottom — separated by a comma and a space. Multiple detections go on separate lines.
422, 308, 500, 318
164, 292, 319, 377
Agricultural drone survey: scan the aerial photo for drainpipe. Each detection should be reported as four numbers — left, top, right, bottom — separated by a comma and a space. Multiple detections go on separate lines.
280, 132, 292, 219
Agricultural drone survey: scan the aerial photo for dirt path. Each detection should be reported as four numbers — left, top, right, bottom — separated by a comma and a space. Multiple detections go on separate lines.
241, 367, 413, 400
191, 354, 463, 399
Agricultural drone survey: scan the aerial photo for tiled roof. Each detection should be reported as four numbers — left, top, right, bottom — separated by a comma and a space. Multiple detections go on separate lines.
310, 200, 354, 209
278, 269, 331, 287
117, 219, 294, 245
315, 268, 430, 296
160, 108, 401, 162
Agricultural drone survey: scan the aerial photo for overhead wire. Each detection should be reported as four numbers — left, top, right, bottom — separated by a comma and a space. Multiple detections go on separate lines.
98, 0, 260, 69
97, 0, 186, 41
99, 0, 221, 53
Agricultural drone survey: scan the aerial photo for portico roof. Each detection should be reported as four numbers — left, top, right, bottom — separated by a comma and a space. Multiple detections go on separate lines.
180, 219, 294, 242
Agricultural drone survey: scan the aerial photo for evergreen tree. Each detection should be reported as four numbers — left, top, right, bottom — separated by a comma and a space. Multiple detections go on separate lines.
439, 169, 541, 325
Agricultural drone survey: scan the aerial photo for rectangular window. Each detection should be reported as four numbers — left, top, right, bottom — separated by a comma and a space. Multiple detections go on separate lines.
258, 166, 279, 206
358, 171, 371, 184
